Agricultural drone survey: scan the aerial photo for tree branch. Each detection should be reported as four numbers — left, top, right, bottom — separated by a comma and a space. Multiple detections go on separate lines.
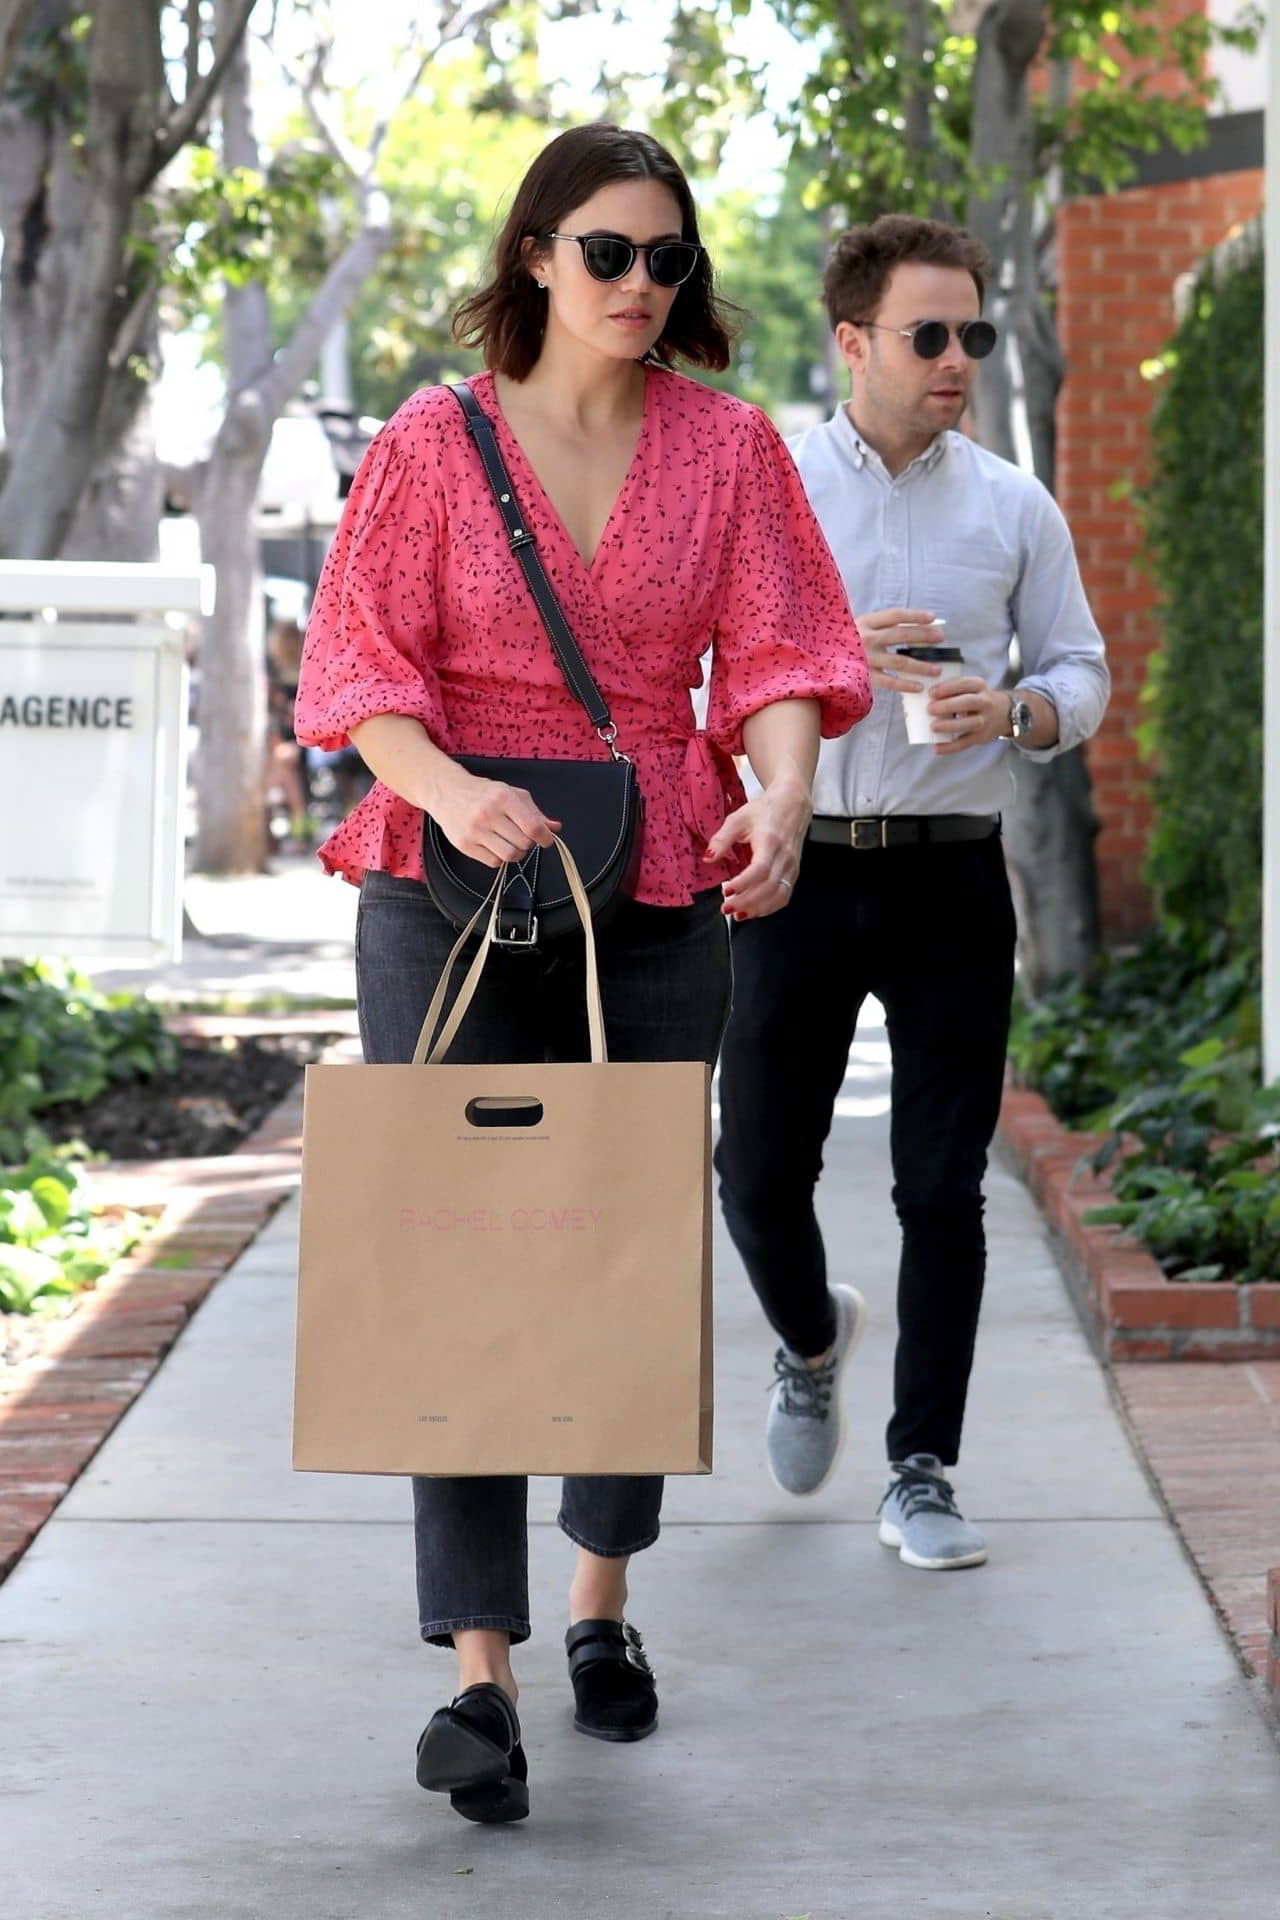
0, 0, 37, 94
289, 40, 368, 182
145, 0, 257, 188
184, 0, 201, 103
263, 203, 394, 417
829, 0, 865, 69
993, 0, 1046, 71
368, 40, 439, 166
903, 0, 933, 159
107, 269, 159, 371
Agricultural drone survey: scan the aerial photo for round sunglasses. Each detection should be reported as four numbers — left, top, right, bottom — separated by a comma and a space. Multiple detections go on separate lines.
861, 318, 998, 361
545, 231, 703, 289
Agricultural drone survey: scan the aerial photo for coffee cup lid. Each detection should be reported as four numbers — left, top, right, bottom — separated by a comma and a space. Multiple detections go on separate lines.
892, 644, 963, 661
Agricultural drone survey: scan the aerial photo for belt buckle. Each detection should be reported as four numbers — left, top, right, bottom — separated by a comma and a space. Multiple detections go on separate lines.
850, 818, 885, 850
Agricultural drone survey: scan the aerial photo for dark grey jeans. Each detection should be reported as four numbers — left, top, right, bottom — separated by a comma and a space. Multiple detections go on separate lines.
355, 868, 732, 1647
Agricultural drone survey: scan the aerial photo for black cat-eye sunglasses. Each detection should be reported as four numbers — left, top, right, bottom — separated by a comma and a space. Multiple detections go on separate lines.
544, 231, 703, 289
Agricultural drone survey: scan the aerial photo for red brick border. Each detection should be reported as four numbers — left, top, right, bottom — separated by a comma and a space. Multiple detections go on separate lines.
0, 1076, 306, 1582
998, 1086, 1280, 1360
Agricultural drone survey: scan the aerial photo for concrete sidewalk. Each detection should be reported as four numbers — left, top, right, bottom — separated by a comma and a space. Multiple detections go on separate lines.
88, 858, 360, 1004
3, 994, 1279, 1919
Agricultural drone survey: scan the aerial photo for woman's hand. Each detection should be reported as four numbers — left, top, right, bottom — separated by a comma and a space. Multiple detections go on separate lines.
704, 776, 812, 921
426, 763, 560, 869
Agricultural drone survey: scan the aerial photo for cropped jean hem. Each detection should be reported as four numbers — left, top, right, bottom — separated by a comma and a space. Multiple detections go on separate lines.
419, 1613, 531, 1649
557, 1515, 661, 1558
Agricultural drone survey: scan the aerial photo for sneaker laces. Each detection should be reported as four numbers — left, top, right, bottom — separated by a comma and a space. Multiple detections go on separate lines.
771, 1348, 835, 1421
877, 1462, 960, 1522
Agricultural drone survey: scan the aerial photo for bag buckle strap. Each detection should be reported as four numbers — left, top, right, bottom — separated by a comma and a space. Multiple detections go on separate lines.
493, 859, 539, 946
493, 914, 539, 948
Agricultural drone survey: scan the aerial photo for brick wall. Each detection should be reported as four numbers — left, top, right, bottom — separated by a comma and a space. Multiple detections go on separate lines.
1057, 167, 1263, 940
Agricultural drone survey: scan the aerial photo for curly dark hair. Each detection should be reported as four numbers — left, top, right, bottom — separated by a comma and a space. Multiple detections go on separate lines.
453, 123, 737, 378
823, 215, 992, 329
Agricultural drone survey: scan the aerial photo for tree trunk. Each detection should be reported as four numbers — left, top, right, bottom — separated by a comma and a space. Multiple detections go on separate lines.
1003, 750, 1102, 987
0, 0, 254, 559
0, 14, 166, 560
0, 1, 81, 450
964, 0, 1103, 991
0, 0, 36, 91
191, 6, 272, 874
191, 0, 395, 872
62, 333, 165, 562
194, 399, 270, 873
0, 0, 164, 559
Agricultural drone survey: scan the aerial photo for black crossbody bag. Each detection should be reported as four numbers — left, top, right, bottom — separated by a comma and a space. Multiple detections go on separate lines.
421, 383, 644, 948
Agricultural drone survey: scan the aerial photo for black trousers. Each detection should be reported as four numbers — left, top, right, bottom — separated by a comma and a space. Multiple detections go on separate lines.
714, 833, 1015, 1467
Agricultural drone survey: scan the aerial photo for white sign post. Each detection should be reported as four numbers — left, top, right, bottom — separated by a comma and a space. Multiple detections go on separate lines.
0, 561, 213, 964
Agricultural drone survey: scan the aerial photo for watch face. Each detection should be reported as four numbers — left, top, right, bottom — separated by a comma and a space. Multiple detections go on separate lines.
1012, 699, 1033, 739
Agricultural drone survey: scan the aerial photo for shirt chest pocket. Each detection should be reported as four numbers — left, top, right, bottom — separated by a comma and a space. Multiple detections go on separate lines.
920, 537, 1018, 651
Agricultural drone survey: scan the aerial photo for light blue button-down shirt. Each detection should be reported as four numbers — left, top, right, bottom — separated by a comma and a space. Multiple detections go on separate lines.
785, 406, 1110, 821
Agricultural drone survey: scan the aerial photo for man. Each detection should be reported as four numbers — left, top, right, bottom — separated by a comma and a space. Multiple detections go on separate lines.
713, 215, 1109, 1570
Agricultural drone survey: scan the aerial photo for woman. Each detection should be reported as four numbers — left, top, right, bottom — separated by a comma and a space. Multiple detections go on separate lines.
263, 618, 309, 843
295, 122, 870, 1824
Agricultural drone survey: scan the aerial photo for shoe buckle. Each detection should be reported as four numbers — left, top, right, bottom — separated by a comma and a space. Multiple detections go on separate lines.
622, 1622, 652, 1673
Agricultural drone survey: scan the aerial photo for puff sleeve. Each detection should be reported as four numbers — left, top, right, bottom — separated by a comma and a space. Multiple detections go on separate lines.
294, 420, 451, 754
705, 409, 871, 759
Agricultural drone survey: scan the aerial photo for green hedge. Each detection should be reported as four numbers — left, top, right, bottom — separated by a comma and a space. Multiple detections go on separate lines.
1139, 228, 1263, 949
0, 961, 176, 1165
1009, 930, 1278, 1285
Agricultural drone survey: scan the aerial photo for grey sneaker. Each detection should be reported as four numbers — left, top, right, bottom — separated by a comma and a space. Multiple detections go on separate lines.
765, 1284, 867, 1496
877, 1454, 987, 1569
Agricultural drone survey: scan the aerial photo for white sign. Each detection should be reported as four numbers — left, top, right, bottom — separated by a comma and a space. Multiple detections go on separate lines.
0, 562, 208, 964
0, 623, 187, 960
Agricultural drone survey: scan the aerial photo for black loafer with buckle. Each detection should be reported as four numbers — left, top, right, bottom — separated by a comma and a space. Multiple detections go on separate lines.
565, 1619, 658, 1743
414, 1682, 529, 1824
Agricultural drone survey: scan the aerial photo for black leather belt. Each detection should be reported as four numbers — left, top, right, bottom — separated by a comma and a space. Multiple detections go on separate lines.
808, 814, 1000, 849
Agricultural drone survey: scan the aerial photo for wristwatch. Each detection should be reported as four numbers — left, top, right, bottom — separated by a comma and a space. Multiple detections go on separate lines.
1005, 693, 1034, 743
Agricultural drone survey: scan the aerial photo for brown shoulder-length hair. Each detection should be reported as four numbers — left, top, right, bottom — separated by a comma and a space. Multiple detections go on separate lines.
823, 215, 992, 329
453, 123, 737, 378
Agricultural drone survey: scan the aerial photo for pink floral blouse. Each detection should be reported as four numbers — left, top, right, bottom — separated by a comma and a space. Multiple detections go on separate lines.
295, 367, 870, 904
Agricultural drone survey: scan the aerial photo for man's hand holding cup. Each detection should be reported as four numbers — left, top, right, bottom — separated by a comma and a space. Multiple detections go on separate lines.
855, 607, 950, 693
855, 605, 1006, 754
926, 675, 1015, 755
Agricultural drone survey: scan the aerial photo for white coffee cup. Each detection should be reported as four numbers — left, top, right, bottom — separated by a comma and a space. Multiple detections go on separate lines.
895, 644, 965, 744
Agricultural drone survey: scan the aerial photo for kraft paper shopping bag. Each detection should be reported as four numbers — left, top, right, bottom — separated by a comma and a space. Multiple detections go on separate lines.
293, 843, 713, 1476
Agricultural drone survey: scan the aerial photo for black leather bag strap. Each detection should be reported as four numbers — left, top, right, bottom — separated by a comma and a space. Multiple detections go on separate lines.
447, 382, 614, 735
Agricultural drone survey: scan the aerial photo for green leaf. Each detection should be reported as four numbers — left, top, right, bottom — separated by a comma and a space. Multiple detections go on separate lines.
58, 1253, 110, 1284
0, 1189, 49, 1244
29, 1175, 72, 1230
1179, 1036, 1225, 1070
0, 1242, 62, 1290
